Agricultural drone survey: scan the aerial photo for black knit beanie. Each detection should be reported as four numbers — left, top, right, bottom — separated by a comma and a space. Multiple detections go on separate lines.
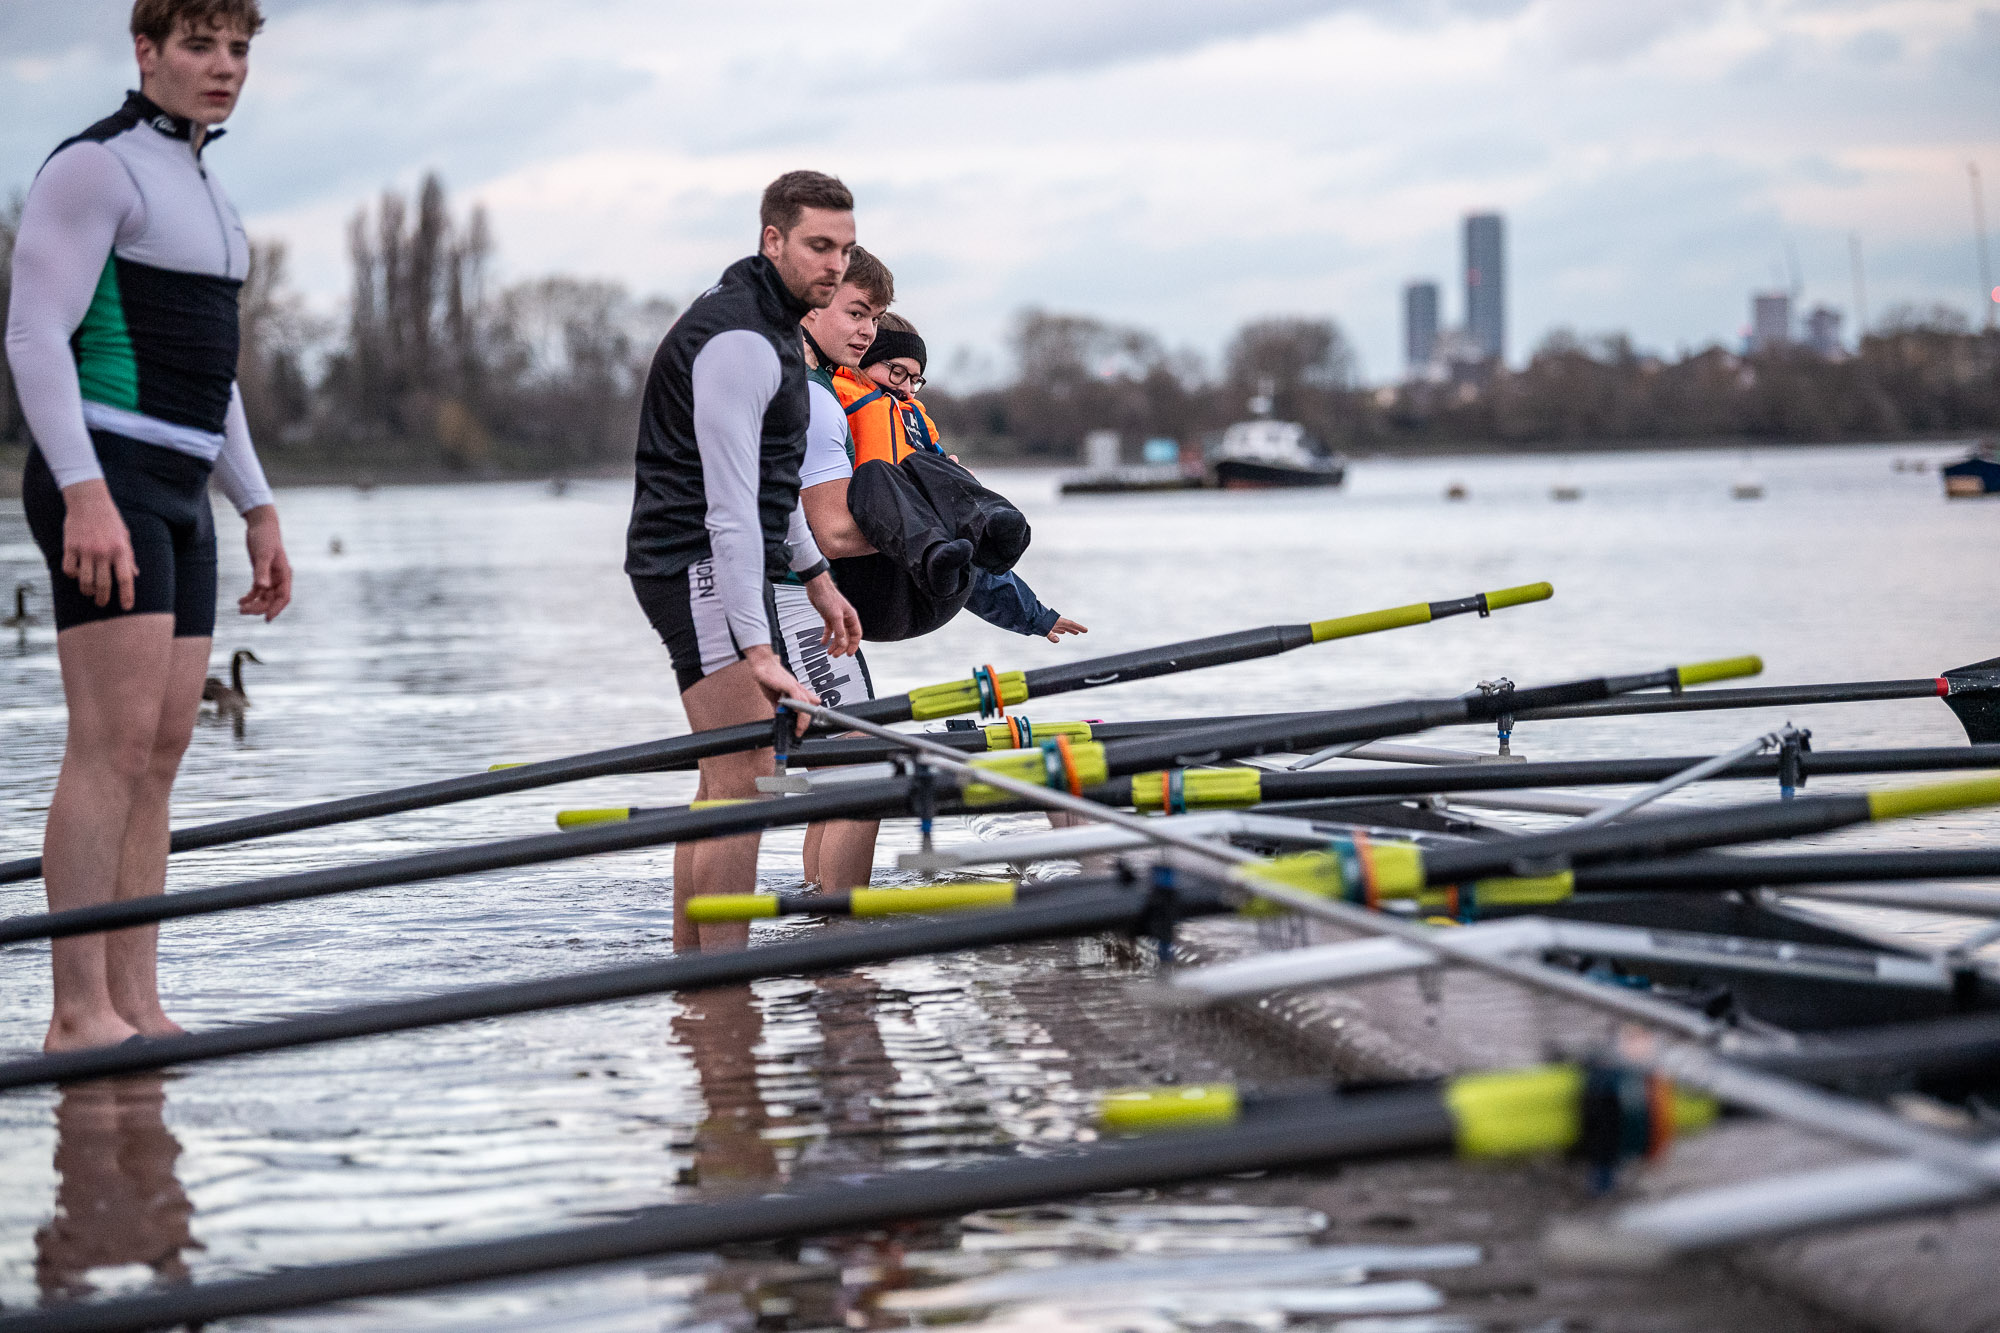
861, 328, 927, 372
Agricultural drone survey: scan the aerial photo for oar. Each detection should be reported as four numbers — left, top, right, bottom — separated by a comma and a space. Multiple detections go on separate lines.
1517, 847, 2000, 898
560, 743, 2000, 829
0, 1063, 1711, 1333
0, 583, 1553, 885
1286, 771, 2000, 917
1511, 654, 2000, 743
783, 696, 2000, 1206
0, 654, 1750, 949
0, 874, 1235, 1091
0, 656, 1755, 1082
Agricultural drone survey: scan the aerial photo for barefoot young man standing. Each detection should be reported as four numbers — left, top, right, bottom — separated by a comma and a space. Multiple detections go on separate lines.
6, 0, 293, 1052
627, 172, 862, 951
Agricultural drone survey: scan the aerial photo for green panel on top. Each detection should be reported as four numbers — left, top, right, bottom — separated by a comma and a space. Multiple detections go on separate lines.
72, 258, 139, 412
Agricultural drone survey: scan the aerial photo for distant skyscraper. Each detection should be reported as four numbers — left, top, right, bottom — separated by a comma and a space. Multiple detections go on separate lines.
1464, 213, 1505, 364
1805, 305, 1843, 358
1750, 293, 1792, 353
1404, 281, 1439, 375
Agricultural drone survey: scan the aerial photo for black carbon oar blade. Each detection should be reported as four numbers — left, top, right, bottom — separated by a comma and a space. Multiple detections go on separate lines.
1943, 657, 2000, 744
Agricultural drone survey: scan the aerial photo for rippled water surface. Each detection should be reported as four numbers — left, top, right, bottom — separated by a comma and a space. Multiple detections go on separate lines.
1, 443, 1996, 1328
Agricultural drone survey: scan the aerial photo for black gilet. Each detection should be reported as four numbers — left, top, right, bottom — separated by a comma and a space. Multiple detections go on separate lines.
624, 254, 814, 580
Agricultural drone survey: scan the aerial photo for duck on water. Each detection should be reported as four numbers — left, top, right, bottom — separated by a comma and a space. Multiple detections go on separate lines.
202, 649, 262, 719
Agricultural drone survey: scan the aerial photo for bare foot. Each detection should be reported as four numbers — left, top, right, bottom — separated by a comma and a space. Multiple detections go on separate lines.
44, 1011, 140, 1053
117, 1008, 186, 1039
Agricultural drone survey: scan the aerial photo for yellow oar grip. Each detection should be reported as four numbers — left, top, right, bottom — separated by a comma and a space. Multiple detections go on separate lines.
1482, 581, 1556, 610
1098, 1083, 1241, 1133
691, 798, 754, 810
908, 670, 1030, 721
1129, 769, 1264, 810
556, 808, 632, 829
850, 883, 1019, 916
1868, 771, 2000, 821
686, 894, 780, 922
489, 762, 526, 771
1673, 655, 1764, 688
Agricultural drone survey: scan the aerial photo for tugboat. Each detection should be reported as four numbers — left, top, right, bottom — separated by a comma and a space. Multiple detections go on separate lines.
1943, 441, 2000, 498
1210, 420, 1345, 489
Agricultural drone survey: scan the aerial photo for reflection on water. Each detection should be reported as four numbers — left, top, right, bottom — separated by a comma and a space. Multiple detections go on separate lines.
1, 444, 1996, 1328
674, 985, 779, 1192
35, 1077, 195, 1306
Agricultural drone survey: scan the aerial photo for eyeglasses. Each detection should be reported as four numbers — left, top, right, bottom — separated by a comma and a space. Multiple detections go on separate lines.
883, 363, 926, 392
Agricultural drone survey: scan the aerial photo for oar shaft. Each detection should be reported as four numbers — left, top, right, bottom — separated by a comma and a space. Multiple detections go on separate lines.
0, 1091, 1453, 1333
0, 886, 1215, 1091
1567, 847, 2000, 893
0, 781, 910, 946
1515, 678, 1943, 721
0, 584, 1549, 885
1419, 795, 1874, 885
1252, 745, 2000, 801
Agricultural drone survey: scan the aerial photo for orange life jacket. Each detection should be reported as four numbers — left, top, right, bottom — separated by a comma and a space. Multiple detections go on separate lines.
832, 366, 943, 468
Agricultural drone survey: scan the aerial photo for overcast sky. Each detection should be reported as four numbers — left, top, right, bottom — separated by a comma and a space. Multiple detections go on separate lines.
4, 0, 1996, 384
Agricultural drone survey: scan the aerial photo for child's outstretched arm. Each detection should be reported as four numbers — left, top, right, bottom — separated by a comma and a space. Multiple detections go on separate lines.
966, 569, 1087, 642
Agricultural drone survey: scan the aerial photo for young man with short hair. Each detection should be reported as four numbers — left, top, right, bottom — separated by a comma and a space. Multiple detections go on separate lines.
626, 170, 862, 951
7, 0, 294, 1052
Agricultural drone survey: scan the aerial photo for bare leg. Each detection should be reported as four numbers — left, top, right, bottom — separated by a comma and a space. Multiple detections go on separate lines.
42, 615, 176, 1052
105, 636, 209, 1036
813, 820, 880, 893
801, 822, 826, 889
676, 661, 775, 953
671, 774, 705, 947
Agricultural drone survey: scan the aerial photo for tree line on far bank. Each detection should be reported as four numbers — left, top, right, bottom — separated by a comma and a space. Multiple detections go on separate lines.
0, 177, 1995, 476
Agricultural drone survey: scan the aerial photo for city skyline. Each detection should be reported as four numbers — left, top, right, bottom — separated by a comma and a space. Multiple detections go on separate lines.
2, 0, 1993, 385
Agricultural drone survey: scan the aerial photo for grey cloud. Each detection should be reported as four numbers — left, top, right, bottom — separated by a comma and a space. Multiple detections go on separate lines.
1537, 0, 1726, 64
919, 0, 1530, 80
1842, 28, 1903, 67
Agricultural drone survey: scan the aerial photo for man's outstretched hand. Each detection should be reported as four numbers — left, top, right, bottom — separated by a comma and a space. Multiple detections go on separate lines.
1045, 616, 1088, 643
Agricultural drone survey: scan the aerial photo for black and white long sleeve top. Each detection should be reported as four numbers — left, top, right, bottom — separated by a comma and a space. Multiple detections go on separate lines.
4, 90, 272, 512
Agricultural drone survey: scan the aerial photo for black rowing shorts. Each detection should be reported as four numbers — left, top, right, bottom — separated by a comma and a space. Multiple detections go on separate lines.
23, 432, 218, 638
631, 556, 781, 693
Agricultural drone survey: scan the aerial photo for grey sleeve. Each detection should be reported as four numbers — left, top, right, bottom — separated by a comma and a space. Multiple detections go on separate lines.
691, 329, 784, 648
785, 498, 824, 573
212, 384, 274, 513
3, 142, 139, 489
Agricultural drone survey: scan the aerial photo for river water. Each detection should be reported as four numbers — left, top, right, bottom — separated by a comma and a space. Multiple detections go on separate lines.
0, 442, 1995, 1329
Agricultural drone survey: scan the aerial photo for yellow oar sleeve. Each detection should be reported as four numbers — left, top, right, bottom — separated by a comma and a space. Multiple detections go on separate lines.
1098, 1084, 1241, 1133
961, 741, 1111, 807
909, 670, 1030, 721
556, 808, 632, 829
1308, 601, 1434, 644
1868, 771, 2000, 821
686, 894, 781, 922
1129, 769, 1264, 811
